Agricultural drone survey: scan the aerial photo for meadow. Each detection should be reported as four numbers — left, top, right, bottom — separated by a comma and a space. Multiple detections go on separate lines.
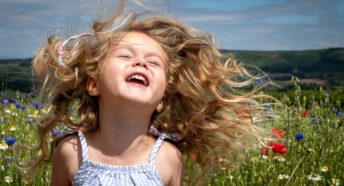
0, 80, 343, 185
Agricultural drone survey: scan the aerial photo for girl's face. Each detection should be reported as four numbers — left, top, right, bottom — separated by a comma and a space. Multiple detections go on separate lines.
90, 31, 167, 110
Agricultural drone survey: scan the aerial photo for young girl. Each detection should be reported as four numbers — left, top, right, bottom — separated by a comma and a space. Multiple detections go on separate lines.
16, 1, 269, 185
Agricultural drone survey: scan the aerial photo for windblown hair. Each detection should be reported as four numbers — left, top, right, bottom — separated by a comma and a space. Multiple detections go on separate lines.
15, 0, 272, 179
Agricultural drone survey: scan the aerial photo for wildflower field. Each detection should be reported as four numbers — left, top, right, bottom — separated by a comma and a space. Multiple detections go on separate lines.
0, 82, 343, 185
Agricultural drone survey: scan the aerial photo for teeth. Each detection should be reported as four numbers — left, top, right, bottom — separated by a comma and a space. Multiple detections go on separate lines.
129, 75, 147, 85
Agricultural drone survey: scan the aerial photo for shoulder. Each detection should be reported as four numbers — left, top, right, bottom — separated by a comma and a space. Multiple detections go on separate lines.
158, 141, 182, 166
51, 134, 81, 185
156, 140, 183, 186
53, 134, 80, 162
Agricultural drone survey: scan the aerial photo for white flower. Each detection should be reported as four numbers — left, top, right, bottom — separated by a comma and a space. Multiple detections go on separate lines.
274, 156, 286, 162
261, 155, 268, 160
278, 174, 289, 180
227, 175, 233, 180
0, 141, 8, 150
332, 178, 341, 186
321, 165, 329, 173
9, 125, 17, 131
4, 176, 13, 183
307, 172, 322, 181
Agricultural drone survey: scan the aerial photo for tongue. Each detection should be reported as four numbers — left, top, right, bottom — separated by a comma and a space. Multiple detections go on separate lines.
128, 79, 145, 86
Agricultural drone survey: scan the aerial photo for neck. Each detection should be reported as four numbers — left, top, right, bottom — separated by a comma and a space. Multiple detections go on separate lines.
93, 99, 155, 154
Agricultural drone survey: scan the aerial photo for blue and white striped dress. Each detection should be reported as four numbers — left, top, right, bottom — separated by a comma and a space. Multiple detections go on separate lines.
72, 131, 166, 186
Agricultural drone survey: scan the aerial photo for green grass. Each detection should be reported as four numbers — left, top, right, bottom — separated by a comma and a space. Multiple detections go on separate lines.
0, 83, 343, 185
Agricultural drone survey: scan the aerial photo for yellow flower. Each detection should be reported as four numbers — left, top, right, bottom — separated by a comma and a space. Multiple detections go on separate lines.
4, 176, 13, 183
29, 110, 40, 118
332, 178, 341, 186
251, 156, 259, 162
0, 141, 8, 150
4, 109, 12, 114
9, 124, 17, 131
274, 155, 286, 162
321, 165, 329, 173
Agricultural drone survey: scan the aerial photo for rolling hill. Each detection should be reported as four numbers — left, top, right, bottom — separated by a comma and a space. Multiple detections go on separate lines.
0, 48, 343, 93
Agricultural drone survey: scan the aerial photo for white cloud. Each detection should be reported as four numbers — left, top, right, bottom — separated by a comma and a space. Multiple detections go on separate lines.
0, 0, 343, 58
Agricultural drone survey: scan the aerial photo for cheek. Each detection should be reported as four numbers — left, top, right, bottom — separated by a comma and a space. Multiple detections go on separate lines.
156, 74, 167, 95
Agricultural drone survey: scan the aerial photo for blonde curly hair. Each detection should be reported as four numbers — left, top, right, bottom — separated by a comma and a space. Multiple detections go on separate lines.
15, 0, 271, 178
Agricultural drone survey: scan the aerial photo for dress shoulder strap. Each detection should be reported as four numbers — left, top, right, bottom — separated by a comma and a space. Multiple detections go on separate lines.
78, 131, 89, 162
149, 134, 167, 164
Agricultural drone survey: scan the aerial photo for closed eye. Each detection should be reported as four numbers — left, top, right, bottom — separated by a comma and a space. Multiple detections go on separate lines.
119, 53, 132, 59
146, 57, 163, 67
114, 48, 133, 59
119, 54, 131, 58
148, 60, 160, 66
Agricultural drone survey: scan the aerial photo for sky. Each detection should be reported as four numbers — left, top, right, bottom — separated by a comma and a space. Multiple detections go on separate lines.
0, 0, 344, 59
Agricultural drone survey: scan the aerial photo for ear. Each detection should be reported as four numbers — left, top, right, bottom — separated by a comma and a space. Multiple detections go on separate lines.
156, 100, 164, 113
86, 76, 99, 96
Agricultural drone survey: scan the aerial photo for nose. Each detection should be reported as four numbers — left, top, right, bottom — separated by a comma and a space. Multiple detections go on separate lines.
132, 59, 148, 69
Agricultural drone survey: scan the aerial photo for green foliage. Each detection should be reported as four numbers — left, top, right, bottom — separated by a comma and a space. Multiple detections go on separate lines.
0, 58, 33, 93
224, 48, 344, 87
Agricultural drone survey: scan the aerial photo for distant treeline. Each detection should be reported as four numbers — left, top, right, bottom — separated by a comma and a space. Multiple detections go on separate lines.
0, 48, 343, 93
222, 47, 344, 73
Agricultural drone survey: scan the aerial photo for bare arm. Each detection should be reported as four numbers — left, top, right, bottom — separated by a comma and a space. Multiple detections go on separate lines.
156, 142, 183, 186
50, 136, 79, 186
168, 149, 183, 186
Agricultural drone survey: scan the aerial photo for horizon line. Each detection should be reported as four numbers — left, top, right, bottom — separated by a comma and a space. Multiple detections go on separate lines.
1, 47, 343, 60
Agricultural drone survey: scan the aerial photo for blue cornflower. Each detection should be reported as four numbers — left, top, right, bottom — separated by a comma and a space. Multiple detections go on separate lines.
32, 101, 43, 109
15, 103, 26, 110
256, 79, 265, 85
2, 97, 9, 104
32, 101, 39, 107
4, 137, 16, 146
295, 133, 304, 141
333, 109, 342, 116
15, 103, 24, 110
53, 129, 62, 136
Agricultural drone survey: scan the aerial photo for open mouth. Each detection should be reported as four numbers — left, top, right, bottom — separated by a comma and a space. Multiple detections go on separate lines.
125, 73, 149, 86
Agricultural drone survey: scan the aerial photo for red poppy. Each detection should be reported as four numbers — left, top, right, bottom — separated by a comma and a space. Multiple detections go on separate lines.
271, 128, 285, 138
302, 110, 310, 117
272, 142, 287, 154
